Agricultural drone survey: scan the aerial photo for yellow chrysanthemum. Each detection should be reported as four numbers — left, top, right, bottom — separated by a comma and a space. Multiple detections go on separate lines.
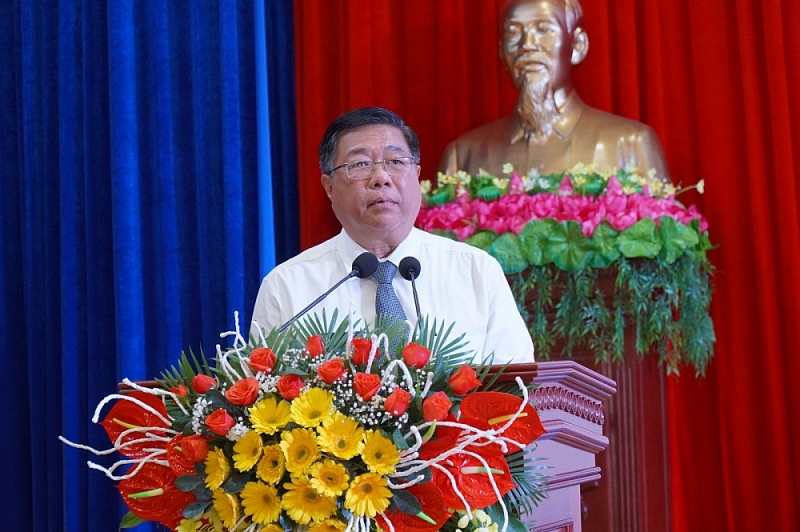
250, 396, 292, 435
280, 427, 320, 475
361, 430, 400, 475
308, 518, 348, 532
204, 447, 232, 490
291, 388, 335, 428
240, 481, 282, 525
256, 444, 286, 484
308, 458, 350, 497
212, 489, 242, 530
233, 430, 264, 472
344, 472, 392, 517
317, 412, 364, 460
281, 476, 337, 524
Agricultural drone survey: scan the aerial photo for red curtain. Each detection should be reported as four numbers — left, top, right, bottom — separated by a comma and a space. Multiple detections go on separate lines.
293, 1, 800, 530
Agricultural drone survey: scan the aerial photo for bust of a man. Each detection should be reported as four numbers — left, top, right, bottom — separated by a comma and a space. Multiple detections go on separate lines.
438, 0, 670, 182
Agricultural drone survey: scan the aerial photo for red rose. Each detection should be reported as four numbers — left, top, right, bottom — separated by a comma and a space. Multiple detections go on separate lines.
249, 347, 276, 374
180, 435, 212, 462
205, 408, 235, 436
306, 335, 325, 358
165, 435, 196, 476
317, 358, 346, 384
225, 377, 260, 406
192, 374, 217, 394
402, 342, 431, 369
384, 387, 412, 417
170, 384, 188, 398
351, 337, 376, 365
422, 391, 452, 421
448, 364, 482, 395
276, 374, 304, 400
354, 372, 382, 401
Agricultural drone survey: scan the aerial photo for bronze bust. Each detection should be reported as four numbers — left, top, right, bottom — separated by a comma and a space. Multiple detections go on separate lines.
439, 0, 670, 182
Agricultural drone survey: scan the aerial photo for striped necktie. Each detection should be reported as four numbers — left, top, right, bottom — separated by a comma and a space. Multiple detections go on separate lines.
373, 260, 407, 326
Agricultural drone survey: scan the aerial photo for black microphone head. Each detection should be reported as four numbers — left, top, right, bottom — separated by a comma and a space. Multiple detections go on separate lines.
398, 256, 421, 281
352, 252, 379, 279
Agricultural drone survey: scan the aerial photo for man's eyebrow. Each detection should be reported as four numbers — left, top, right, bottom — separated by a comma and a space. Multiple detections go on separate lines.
344, 145, 409, 158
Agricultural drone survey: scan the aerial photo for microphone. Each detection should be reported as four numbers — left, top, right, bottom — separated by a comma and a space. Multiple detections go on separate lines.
398, 256, 422, 337
279, 252, 379, 332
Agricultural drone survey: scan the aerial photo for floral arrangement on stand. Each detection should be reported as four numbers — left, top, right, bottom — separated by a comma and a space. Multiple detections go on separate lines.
416, 163, 715, 375
61, 311, 547, 532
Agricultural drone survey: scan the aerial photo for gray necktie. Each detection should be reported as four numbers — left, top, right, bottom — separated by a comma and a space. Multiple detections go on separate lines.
373, 260, 407, 325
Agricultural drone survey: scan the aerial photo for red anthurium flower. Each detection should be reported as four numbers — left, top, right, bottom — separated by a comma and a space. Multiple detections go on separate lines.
430, 448, 515, 510
354, 372, 382, 401
402, 342, 431, 369
191, 374, 217, 394
384, 387, 412, 416
351, 337, 375, 365
99, 392, 170, 458
417, 415, 461, 461
249, 347, 276, 374
225, 377, 260, 406
459, 391, 546, 452
448, 364, 482, 395
376, 482, 452, 532
117, 462, 196, 529
306, 335, 325, 358
317, 358, 346, 384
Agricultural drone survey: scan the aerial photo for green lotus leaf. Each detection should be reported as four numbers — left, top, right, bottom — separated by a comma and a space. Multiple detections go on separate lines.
426, 184, 455, 206
617, 218, 661, 258
466, 230, 498, 250
659, 216, 700, 263
546, 221, 594, 272
488, 232, 528, 274
519, 219, 558, 266
476, 185, 503, 201
590, 222, 620, 268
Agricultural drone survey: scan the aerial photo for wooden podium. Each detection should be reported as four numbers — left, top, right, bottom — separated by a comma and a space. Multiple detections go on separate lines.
506, 361, 617, 532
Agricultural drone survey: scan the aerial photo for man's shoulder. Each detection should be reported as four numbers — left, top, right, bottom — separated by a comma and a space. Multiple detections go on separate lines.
413, 229, 497, 264
579, 104, 658, 136
263, 235, 340, 280
449, 116, 514, 146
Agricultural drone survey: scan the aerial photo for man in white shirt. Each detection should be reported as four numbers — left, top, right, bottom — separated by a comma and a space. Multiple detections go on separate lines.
251, 107, 533, 364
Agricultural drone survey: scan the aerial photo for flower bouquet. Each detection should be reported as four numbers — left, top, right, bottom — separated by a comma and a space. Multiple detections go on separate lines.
61, 311, 547, 532
416, 163, 715, 375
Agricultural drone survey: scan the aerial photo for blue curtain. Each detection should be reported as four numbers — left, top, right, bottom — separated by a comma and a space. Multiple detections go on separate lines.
0, 1, 298, 530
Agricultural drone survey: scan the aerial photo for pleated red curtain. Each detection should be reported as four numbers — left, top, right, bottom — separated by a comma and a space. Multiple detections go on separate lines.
293, 1, 800, 530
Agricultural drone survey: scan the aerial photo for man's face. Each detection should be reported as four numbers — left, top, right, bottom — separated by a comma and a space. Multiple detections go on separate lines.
500, 0, 572, 91
321, 124, 421, 250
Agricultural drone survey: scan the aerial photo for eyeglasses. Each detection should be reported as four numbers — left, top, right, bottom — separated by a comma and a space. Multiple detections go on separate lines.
330, 157, 417, 180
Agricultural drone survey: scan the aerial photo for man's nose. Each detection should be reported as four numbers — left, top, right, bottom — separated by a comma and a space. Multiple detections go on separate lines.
521, 28, 541, 50
369, 163, 393, 187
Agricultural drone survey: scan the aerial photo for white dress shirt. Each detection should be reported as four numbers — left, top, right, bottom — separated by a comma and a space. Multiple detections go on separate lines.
250, 228, 534, 364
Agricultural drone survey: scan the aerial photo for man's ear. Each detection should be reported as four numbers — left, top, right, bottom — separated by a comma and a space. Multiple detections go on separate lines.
321, 173, 333, 199
571, 27, 589, 65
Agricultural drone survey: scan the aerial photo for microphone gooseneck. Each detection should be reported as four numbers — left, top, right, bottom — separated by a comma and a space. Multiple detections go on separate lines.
279, 252, 379, 332
398, 256, 423, 337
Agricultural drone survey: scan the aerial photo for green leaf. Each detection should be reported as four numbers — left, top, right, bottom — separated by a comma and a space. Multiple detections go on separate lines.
590, 222, 620, 268
519, 219, 558, 266
426, 184, 455, 206
119, 511, 146, 529
659, 216, 699, 263
391, 429, 410, 451
222, 472, 252, 494
617, 218, 661, 258
466, 230, 498, 250
488, 232, 528, 274
546, 221, 594, 271
476, 185, 503, 201
391, 489, 422, 515
485, 506, 529, 532
183, 501, 212, 519
175, 475, 204, 492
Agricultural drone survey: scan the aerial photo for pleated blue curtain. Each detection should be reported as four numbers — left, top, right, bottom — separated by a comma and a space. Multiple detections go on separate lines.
0, 1, 298, 530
